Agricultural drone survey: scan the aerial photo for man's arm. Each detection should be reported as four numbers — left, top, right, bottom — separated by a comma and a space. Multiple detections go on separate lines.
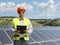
28, 21, 33, 35
10, 22, 16, 32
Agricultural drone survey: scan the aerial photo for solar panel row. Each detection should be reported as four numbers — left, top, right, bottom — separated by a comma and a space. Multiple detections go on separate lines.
0, 26, 60, 45
0, 30, 12, 44
6, 30, 60, 45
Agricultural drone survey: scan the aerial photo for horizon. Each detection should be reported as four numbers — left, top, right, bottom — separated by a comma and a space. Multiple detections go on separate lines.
0, 16, 60, 19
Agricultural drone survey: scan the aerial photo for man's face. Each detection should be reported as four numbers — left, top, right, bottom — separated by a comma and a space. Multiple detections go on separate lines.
17, 10, 25, 19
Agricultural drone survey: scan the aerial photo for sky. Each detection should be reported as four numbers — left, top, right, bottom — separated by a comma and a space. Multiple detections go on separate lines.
0, 0, 60, 19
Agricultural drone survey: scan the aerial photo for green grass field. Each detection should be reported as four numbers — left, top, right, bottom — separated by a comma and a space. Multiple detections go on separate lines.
0, 17, 60, 26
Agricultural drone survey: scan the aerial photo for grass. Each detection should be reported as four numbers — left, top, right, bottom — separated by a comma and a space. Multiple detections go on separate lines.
31, 21, 43, 26
0, 17, 60, 26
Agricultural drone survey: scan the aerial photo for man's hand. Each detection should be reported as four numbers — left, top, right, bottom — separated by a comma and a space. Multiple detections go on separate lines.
23, 30, 28, 34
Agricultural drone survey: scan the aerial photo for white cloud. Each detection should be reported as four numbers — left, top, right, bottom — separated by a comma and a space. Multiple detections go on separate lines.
38, 3, 48, 10
0, 2, 16, 12
55, 2, 60, 10
0, 2, 33, 12
33, 0, 56, 13
33, 2, 38, 5
38, 0, 55, 12
17, 3, 33, 10
33, 0, 60, 19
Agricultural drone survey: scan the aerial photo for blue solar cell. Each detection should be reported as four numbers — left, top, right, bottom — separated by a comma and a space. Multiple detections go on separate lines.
0, 31, 12, 44
34, 30, 49, 40
50, 30, 60, 38
30, 37, 34, 42
46, 30, 60, 39
30, 43, 40, 45
56, 41, 60, 45
40, 30, 57, 39
40, 30, 60, 40
31, 32, 42, 41
41, 42, 57, 45
6, 31, 14, 39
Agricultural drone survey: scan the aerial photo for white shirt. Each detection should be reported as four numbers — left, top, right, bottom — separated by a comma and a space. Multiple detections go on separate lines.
11, 19, 33, 35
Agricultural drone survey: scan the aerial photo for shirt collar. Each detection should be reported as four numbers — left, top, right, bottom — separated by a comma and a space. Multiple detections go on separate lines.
18, 17, 24, 20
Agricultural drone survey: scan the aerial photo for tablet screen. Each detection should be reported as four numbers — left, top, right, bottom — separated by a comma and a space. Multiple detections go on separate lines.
17, 25, 26, 33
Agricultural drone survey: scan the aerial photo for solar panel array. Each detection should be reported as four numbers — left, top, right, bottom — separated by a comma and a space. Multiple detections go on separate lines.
0, 31, 12, 44
0, 26, 60, 45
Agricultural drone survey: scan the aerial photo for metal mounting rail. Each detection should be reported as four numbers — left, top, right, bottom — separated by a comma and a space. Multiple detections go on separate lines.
30, 39, 60, 44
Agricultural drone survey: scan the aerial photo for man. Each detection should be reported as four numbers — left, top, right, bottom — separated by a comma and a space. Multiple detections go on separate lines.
12, 6, 33, 45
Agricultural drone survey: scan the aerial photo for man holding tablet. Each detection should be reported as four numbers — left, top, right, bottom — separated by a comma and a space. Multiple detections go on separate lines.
12, 6, 33, 45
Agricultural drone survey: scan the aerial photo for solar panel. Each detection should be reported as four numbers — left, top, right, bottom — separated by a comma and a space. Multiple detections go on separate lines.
34, 30, 49, 40
31, 32, 42, 41
0, 30, 12, 44
56, 41, 60, 45
6, 31, 14, 39
0, 26, 60, 45
41, 42, 58, 45
30, 43, 40, 45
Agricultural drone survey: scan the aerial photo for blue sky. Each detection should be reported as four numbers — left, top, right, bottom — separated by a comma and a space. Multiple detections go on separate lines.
0, 0, 60, 19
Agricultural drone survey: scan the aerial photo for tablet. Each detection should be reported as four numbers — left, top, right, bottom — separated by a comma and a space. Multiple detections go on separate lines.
17, 25, 27, 33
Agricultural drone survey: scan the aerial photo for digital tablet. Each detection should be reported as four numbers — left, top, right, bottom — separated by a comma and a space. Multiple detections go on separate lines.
17, 25, 27, 33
